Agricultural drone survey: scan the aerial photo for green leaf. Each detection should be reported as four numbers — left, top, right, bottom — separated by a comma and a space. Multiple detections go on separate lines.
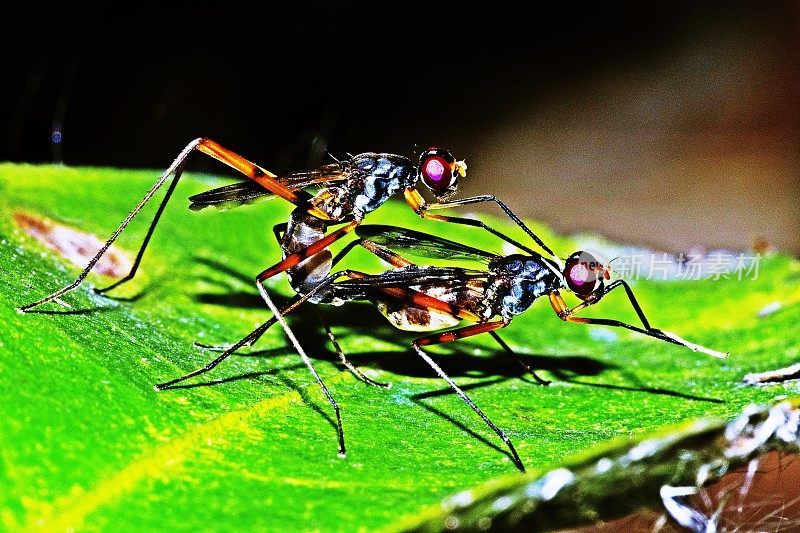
1, 163, 798, 531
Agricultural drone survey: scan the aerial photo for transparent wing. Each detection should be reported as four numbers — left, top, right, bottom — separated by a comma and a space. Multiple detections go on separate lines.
189, 163, 350, 211
356, 225, 499, 263
329, 266, 486, 301
189, 181, 273, 211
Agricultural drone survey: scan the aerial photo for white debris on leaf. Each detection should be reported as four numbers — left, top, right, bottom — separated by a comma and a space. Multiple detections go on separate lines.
13, 211, 132, 278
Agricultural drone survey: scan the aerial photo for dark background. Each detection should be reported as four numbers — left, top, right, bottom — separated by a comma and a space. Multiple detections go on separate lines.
2, 2, 797, 253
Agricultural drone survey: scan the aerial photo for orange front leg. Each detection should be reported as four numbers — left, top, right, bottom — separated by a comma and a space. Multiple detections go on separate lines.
549, 290, 727, 358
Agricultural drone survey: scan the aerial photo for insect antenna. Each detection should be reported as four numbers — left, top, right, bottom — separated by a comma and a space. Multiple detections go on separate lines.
324, 150, 342, 165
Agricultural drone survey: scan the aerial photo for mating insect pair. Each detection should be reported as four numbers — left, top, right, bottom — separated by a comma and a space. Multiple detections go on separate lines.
18, 139, 726, 472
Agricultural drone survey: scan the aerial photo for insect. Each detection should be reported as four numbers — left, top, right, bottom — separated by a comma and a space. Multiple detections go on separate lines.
18, 138, 558, 313
155, 224, 727, 472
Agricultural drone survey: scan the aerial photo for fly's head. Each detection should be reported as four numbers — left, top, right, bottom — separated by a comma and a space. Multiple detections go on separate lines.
417, 147, 465, 200
562, 251, 611, 303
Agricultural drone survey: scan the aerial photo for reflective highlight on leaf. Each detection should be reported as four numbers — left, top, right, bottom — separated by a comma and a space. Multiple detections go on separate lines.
396, 399, 800, 532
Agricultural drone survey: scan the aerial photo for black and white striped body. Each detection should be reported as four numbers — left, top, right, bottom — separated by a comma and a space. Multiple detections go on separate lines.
484, 255, 563, 320
281, 153, 417, 298
343, 153, 417, 219
379, 255, 561, 331
295, 250, 563, 333
350, 254, 560, 332
373, 251, 561, 331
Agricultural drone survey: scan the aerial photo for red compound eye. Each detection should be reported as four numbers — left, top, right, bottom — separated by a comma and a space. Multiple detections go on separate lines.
563, 251, 605, 297
418, 148, 457, 197
422, 155, 450, 187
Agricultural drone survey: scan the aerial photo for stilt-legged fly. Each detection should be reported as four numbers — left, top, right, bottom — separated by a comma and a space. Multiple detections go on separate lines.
18, 138, 557, 313
156, 224, 727, 472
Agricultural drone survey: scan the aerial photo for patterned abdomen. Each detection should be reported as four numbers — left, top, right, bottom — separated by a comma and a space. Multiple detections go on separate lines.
281, 209, 332, 298
375, 279, 486, 332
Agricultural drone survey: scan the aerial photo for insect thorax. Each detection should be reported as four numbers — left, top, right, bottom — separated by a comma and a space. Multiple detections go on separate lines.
347, 153, 416, 217
487, 255, 562, 319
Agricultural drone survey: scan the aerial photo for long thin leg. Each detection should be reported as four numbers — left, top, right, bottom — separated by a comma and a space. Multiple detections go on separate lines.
235, 257, 508, 457
194, 219, 365, 350
328, 235, 415, 278
198, 254, 480, 358
194, 332, 266, 352
161, 267, 370, 389
411, 320, 526, 472
194, 294, 303, 353
194, 138, 314, 207
404, 188, 561, 266
569, 280, 652, 330
168, 263, 452, 456
275, 230, 399, 389
94, 162, 183, 294
359, 239, 415, 268
257, 222, 485, 328
198, 221, 362, 353
549, 291, 728, 358
18, 138, 317, 312
257, 276, 346, 457
250, 262, 501, 455
352, 241, 549, 388
194, 220, 290, 352
156, 295, 305, 390
198, 231, 415, 354
488, 330, 550, 385
339, 272, 481, 323
316, 307, 390, 388
18, 141, 196, 312
157, 315, 279, 389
